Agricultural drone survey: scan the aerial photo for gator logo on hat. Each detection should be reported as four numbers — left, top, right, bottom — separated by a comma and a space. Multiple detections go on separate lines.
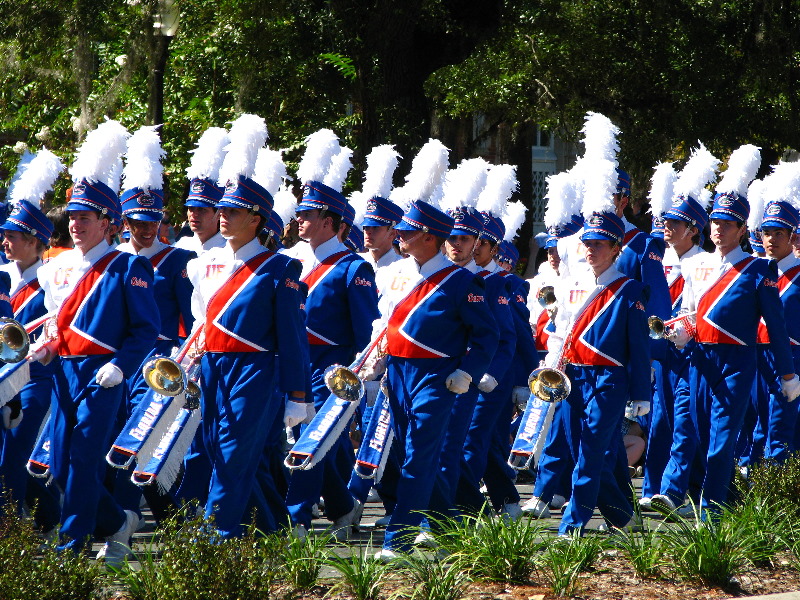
139, 191, 154, 206
366, 200, 377, 212
652, 216, 665, 229
9, 204, 23, 217
549, 225, 562, 235
672, 195, 684, 207
73, 183, 86, 195
450, 209, 465, 222
587, 215, 604, 227
717, 193, 734, 208
225, 180, 237, 192
766, 203, 781, 216
190, 181, 205, 194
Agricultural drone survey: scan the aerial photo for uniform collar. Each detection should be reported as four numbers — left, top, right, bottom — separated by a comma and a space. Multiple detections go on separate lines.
203, 232, 225, 251
417, 252, 451, 277
313, 235, 348, 263
717, 246, 748, 266
596, 266, 622, 285
117, 239, 168, 258
82, 240, 112, 263
224, 237, 265, 262
777, 253, 800, 274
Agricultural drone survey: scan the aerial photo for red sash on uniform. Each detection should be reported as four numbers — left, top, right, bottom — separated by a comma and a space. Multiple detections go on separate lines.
301, 250, 351, 345
57, 250, 123, 356
623, 229, 642, 248
149, 246, 174, 270
535, 309, 550, 351
386, 265, 459, 359
757, 263, 800, 344
11, 280, 40, 315
561, 276, 629, 367
668, 275, 684, 311
695, 257, 755, 345
204, 251, 273, 352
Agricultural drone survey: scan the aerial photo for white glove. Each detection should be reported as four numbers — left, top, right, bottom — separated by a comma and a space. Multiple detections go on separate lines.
511, 386, 530, 409
303, 402, 317, 424
781, 375, 800, 402
477, 373, 498, 393
668, 323, 691, 350
359, 354, 387, 382
626, 400, 651, 419
27, 339, 57, 366
284, 400, 308, 428
95, 363, 124, 388
445, 369, 472, 395
1, 405, 22, 429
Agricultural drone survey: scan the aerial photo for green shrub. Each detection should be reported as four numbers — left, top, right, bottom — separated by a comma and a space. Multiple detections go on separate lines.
392, 553, 469, 600
324, 544, 388, 600
282, 528, 331, 591
613, 522, 668, 579
743, 453, 800, 519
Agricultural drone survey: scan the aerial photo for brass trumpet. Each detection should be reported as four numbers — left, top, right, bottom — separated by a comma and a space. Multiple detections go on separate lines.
527, 366, 571, 403
142, 329, 204, 408
648, 316, 668, 340
323, 330, 388, 403
0, 318, 30, 363
648, 312, 697, 342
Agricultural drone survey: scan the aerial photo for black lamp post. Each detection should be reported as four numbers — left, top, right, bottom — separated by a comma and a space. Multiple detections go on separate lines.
147, 0, 180, 126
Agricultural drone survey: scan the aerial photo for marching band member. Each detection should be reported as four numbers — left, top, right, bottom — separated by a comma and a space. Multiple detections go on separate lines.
31, 120, 160, 562
0, 150, 61, 529
644, 145, 718, 512
673, 145, 800, 512
283, 130, 380, 539
373, 198, 499, 560
175, 127, 229, 255
188, 114, 308, 537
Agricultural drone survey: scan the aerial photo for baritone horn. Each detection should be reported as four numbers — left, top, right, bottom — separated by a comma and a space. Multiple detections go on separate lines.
324, 330, 388, 403
537, 286, 557, 309
142, 329, 205, 408
0, 318, 30, 363
528, 366, 571, 403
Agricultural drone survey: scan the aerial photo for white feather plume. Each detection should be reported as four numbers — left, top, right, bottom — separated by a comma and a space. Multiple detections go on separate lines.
9, 148, 65, 207
648, 162, 677, 217
672, 142, 720, 207
439, 158, 490, 213
361, 144, 400, 200
296, 129, 340, 185
580, 112, 621, 162
401, 138, 450, 206
106, 157, 124, 194
697, 188, 713, 211
747, 179, 766, 232
763, 161, 800, 207
577, 112, 621, 216
253, 147, 287, 196
543, 171, 578, 228
122, 126, 164, 193
476, 164, 518, 216
6, 150, 36, 200
502, 201, 527, 242
716, 144, 761, 197
272, 185, 298, 226
69, 119, 131, 184
186, 127, 228, 181
217, 114, 268, 185
323, 146, 353, 192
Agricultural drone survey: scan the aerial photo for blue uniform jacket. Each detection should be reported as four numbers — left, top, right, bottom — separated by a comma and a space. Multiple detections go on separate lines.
150, 246, 196, 342
477, 269, 516, 381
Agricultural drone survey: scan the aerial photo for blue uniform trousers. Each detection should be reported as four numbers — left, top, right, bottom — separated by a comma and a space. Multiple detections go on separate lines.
285, 345, 356, 529
559, 365, 633, 535
201, 351, 280, 537
383, 356, 458, 552
642, 355, 675, 498
437, 385, 479, 511
690, 344, 756, 509
482, 397, 520, 511
533, 402, 573, 502
52, 356, 127, 550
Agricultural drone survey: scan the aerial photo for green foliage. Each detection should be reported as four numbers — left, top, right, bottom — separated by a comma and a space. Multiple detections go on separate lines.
282, 528, 331, 591
391, 553, 469, 600
427, 511, 547, 583
613, 521, 668, 579
0, 499, 104, 600
115, 510, 284, 600
744, 453, 800, 520
324, 544, 388, 600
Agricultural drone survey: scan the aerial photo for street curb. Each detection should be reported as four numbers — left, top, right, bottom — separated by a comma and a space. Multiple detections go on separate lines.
738, 593, 800, 600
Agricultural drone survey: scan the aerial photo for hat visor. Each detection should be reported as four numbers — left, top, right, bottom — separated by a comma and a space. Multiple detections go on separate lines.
394, 220, 423, 232
580, 230, 620, 243
184, 198, 218, 208
362, 216, 396, 227
449, 226, 480, 238
708, 210, 744, 222
123, 211, 163, 223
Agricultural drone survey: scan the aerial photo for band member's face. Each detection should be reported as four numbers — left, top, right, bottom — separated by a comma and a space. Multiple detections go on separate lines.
1, 229, 38, 263
363, 225, 395, 250
126, 218, 159, 250
547, 247, 561, 271
295, 209, 331, 243
219, 206, 257, 240
472, 238, 496, 266
663, 218, 690, 244
710, 219, 745, 253
69, 210, 108, 251
762, 227, 795, 261
444, 234, 477, 265
396, 228, 425, 257
186, 206, 218, 237
583, 238, 619, 274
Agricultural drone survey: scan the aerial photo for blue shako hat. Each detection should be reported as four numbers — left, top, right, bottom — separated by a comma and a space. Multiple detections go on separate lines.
218, 175, 274, 216
68, 178, 122, 220
448, 206, 484, 237
186, 177, 224, 208
297, 180, 350, 217
2, 200, 54, 245
664, 194, 709, 230
548, 213, 585, 240
761, 201, 800, 230
496, 240, 520, 267
709, 191, 749, 223
345, 225, 364, 252
479, 212, 505, 244
394, 200, 454, 238
362, 196, 403, 227
580, 211, 625, 243
121, 188, 165, 222
616, 168, 632, 197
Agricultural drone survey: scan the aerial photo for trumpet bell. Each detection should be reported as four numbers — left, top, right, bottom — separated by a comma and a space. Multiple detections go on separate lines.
528, 367, 571, 403
648, 316, 666, 340
143, 357, 185, 397
324, 364, 364, 402
0, 318, 30, 364
537, 286, 557, 309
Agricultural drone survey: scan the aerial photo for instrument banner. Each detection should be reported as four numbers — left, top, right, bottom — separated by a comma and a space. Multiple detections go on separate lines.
106, 389, 184, 469
28, 413, 52, 479
285, 392, 359, 470
508, 395, 556, 470
0, 360, 30, 408
133, 407, 201, 493
353, 389, 394, 481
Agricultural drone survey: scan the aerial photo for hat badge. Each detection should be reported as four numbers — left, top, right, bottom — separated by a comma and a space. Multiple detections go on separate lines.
139, 191, 154, 206
766, 203, 781, 216
717, 193, 734, 208
73, 183, 86, 195
366, 200, 377, 212
190, 181, 205, 194
588, 215, 604, 227
653, 216, 665, 228
548, 225, 561, 236
450, 209, 465, 222
9, 204, 23, 217
225, 180, 237, 193
671, 196, 684, 207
